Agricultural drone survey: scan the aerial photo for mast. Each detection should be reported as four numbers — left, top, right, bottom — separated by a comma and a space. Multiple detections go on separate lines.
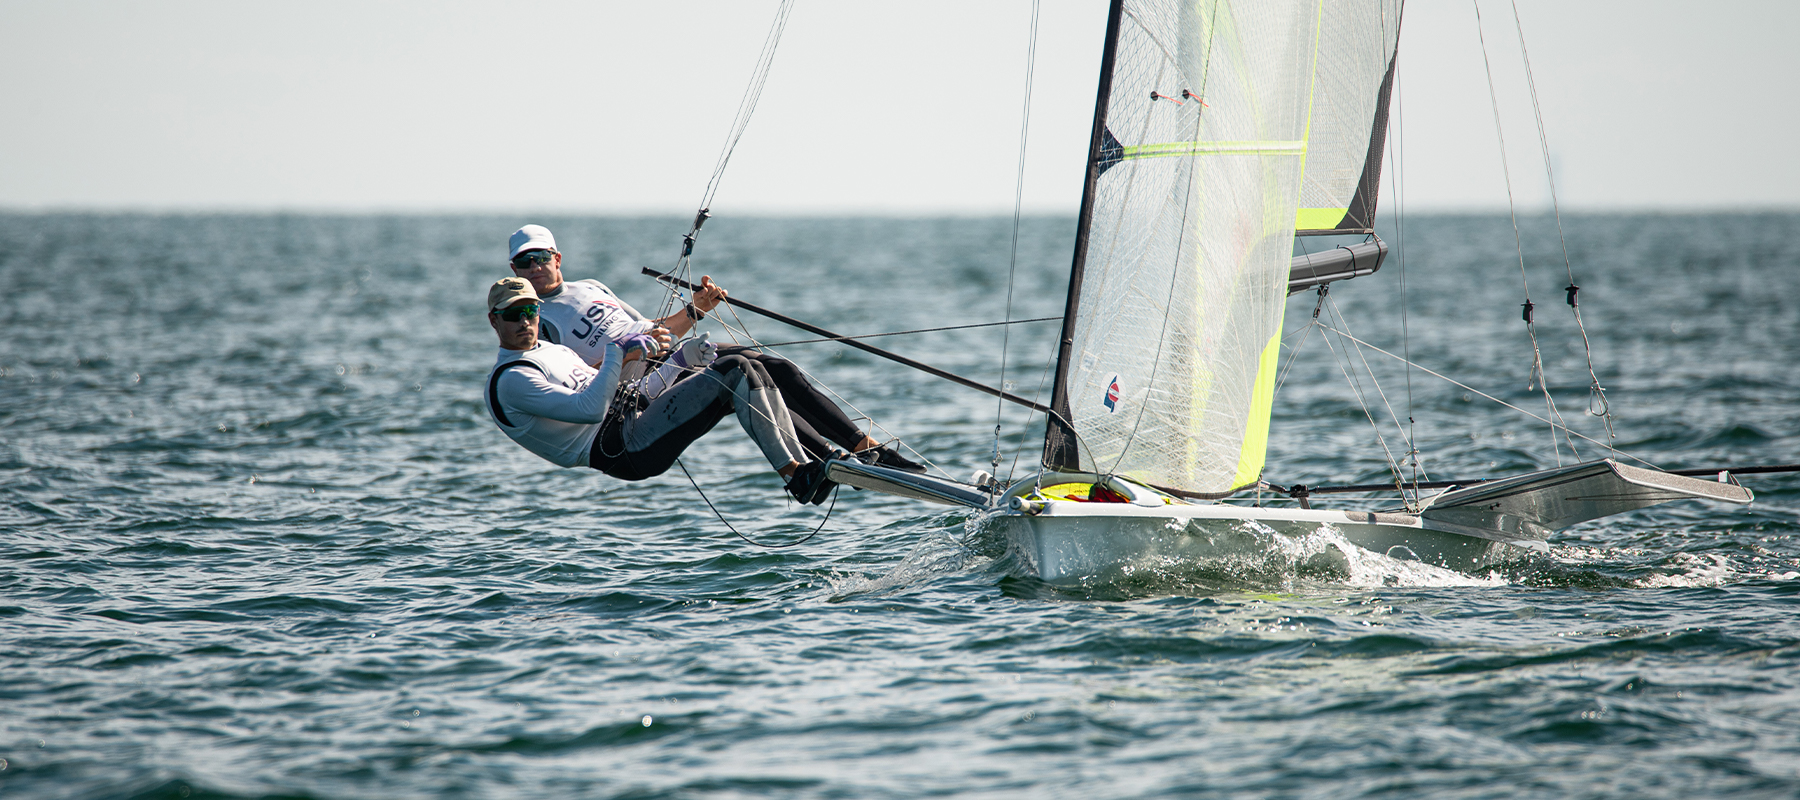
1042, 0, 1126, 472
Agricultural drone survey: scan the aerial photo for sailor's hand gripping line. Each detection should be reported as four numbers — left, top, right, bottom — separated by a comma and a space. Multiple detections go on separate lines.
641, 268, 938, 470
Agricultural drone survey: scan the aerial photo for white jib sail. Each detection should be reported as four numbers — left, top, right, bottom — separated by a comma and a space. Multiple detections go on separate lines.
1060, 0, 1324, 495
1296, 0, 1403, 232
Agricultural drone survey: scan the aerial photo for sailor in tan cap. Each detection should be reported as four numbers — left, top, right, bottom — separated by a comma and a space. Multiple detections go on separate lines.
504, 223, 924, 477
481, 277, 836, 503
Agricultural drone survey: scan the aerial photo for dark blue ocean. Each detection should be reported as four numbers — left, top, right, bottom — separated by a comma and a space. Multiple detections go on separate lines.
3, 212, 1797, 799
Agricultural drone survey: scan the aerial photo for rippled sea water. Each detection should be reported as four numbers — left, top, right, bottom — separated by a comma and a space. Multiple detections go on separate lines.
3, 212, 1797, 799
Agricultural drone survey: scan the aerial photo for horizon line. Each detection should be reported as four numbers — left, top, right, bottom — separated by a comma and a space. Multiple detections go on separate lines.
5, 204, 1799, 218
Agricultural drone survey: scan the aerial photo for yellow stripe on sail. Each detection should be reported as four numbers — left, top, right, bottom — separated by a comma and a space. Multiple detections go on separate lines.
1294, 206, 1348, 230
1120, 140, 1308, 161
1231, 331, 1283, 489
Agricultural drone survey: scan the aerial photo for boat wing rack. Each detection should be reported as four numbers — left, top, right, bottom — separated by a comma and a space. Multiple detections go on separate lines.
825, 459, 995, 509
1419, 459, 1754, 541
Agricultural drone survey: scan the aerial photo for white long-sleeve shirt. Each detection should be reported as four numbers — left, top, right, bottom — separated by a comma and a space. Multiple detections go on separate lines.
486, 341, 624, 467
537, 279, 656, 367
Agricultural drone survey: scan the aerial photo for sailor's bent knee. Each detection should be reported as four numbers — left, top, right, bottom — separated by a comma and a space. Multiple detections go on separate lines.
709, 353, 750, 376
758, 355, 803, 383
711, 353, 771, 390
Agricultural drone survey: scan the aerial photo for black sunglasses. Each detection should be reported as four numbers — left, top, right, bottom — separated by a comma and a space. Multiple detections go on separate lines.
494, 303, 540, 322
511, 250, 556, 270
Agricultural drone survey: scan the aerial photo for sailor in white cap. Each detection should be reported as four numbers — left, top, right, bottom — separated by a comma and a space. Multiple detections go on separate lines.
506, 223, 924, 474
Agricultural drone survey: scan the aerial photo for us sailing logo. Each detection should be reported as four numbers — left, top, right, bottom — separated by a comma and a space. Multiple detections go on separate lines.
1102, 375, 1122, 412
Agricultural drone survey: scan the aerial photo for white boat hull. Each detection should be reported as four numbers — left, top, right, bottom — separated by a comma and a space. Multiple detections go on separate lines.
988, 461, 1755, 583
824, 458, 1752, 585
993, 501, 1525, 584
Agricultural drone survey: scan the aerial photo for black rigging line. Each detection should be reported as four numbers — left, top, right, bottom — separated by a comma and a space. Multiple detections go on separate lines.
644, 267, 1052, 414
752, 317, 1060, 348
676, 459, 834, 549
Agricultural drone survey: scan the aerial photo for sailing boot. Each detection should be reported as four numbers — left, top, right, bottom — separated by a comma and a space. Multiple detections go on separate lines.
857, 446, 926, 474
785, 459, 836, 505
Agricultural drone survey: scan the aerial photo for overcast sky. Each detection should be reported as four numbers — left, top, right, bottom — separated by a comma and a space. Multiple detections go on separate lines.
2, 1, 1794, 214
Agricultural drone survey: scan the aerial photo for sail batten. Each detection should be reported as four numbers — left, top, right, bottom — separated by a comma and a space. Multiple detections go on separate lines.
1043, 0, 1402, 496
1120, 139, 1308, 158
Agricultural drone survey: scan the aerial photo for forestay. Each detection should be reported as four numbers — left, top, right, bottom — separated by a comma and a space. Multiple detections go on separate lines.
1049, 0, 1393, 496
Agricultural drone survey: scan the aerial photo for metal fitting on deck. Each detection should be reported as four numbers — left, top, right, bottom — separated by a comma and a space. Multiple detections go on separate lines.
1010, 496, 1046, 515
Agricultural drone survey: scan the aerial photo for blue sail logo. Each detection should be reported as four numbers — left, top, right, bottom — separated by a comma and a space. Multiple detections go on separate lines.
1103, 375, 1121, 412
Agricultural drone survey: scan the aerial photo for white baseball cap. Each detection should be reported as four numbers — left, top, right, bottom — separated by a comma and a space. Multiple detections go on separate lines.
508, 224, 558, 259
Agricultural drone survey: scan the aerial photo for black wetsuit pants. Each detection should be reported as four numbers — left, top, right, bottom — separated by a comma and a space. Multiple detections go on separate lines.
588, 353, 807, 481
713, 346, 865, 460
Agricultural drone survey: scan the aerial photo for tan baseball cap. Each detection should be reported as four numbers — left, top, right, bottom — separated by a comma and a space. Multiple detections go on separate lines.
487, 277, 539, 313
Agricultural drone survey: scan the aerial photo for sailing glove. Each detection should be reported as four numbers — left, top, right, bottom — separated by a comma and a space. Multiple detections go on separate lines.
635, 333, 715, 401
618, 332, 661, 361
671, 332, 717, 369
